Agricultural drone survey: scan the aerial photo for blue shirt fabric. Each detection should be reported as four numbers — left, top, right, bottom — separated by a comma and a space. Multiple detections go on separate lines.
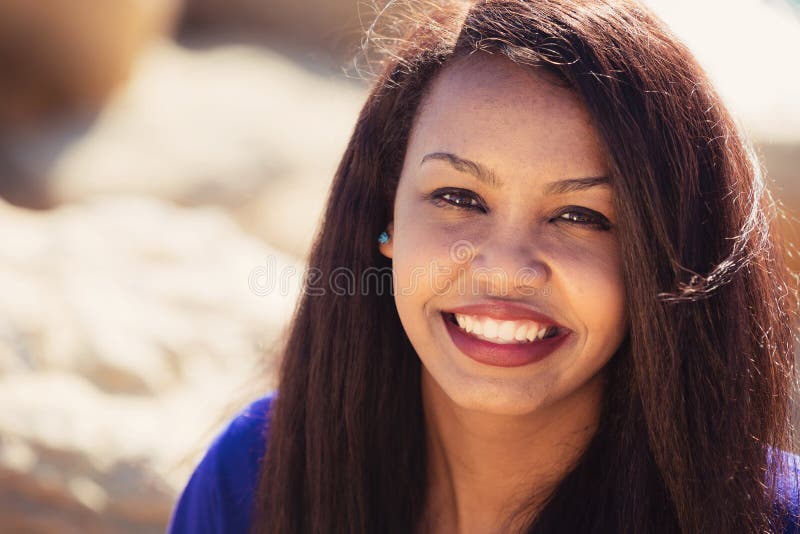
167, 391, 276, 534
167, 390, 800, 533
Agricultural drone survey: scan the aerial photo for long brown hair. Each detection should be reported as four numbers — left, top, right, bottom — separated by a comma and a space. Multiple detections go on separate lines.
250, 1, 800, 532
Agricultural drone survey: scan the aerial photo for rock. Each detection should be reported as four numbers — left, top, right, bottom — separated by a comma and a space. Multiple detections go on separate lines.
180, 0, 362, 59
0, 0, 183, 130
0, 196, 301, 531
0, 40, 366, 259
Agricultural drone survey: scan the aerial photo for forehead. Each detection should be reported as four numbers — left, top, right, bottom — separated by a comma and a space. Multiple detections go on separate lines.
407, 53, 608, 180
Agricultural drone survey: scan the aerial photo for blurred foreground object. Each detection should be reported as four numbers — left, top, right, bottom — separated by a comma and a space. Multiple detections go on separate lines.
0, 0, 182, 131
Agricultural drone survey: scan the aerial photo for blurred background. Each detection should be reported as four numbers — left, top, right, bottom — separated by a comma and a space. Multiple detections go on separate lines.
0, 0, 797, 532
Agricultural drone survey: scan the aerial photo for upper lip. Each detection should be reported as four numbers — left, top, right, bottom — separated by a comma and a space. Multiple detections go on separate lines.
442, 301, 566, 329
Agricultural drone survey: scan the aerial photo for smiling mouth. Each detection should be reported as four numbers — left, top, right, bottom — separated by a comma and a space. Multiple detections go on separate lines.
439, 311, 570, 367
442, 312, 561, 344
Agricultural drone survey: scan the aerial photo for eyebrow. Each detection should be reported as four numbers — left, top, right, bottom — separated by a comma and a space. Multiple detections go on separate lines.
544, 175, 610, 195
420, 152, 502, 188
419, 151, 610, 195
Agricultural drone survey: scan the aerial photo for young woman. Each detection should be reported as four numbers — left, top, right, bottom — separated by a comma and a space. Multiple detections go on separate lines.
168, 1, 800, 532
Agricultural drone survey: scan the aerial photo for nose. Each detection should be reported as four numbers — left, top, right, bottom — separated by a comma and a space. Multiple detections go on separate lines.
458, 229, 551, 298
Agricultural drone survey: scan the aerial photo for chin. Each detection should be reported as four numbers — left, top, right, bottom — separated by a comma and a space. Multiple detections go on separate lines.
427, 367, 556, 416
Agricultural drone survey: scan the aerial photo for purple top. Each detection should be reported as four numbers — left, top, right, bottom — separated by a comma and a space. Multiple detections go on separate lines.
166, 390, 800, 533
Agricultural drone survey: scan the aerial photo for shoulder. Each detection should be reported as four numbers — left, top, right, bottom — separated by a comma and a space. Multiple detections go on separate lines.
769, 447, 800, 534
167, 391, 277, 534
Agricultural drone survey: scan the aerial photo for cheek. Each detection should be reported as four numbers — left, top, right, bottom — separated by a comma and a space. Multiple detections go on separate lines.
389, 221, 457, 353
392, 231, 457, 306
568, 244, 622, 299
556, 239, 627, 348
392, 212, 470, 291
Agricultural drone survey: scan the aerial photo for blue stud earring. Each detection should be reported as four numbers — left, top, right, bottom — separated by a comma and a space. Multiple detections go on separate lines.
378, 231, 390, 244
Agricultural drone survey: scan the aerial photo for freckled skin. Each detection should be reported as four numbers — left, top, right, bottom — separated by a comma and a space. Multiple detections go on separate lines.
380, 53, 629, 417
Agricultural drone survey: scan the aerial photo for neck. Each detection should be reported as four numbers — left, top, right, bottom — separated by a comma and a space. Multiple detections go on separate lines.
418, 368, 605, 534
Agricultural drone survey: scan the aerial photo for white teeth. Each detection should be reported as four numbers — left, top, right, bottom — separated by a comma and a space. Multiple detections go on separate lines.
483, 318, 498, 338
525, 324, 537, 342
452, 313, 555, 344
472, 320, 483, 335
514, 323, 528, 341
498, 321, 516, 341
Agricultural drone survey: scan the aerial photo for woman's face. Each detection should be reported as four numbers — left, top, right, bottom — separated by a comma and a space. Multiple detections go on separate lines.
379, 54, 628, 416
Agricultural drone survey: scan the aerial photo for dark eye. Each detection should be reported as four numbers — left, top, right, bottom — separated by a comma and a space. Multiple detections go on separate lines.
553, 207, 612, 231
428, 188, 486, 212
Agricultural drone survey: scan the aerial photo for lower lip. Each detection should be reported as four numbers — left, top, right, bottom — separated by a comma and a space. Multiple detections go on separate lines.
442, 313, 570, 368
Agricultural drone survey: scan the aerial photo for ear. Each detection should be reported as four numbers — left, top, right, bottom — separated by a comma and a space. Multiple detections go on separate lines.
378, 222, 394, 259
